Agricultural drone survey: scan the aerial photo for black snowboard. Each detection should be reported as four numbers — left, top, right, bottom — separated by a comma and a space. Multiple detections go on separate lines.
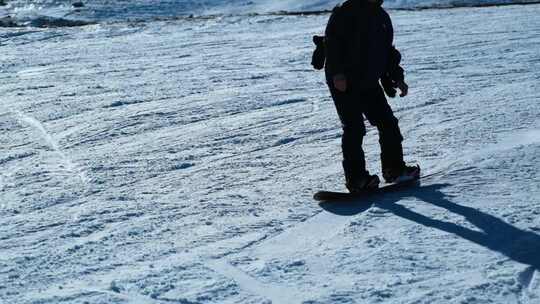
314, 177, 420, 202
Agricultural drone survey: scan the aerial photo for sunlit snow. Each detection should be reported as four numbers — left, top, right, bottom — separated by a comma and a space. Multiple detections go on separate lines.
1, 1, 539, 303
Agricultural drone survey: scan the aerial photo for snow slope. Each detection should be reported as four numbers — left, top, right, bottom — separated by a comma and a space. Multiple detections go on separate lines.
2, 0, 540, 26
1, 3, 540, 304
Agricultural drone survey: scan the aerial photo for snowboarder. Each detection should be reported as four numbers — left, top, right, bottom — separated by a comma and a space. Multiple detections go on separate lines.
324, 0, 419, 193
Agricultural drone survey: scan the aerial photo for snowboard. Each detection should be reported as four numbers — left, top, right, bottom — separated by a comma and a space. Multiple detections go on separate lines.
314, 176, 420, 202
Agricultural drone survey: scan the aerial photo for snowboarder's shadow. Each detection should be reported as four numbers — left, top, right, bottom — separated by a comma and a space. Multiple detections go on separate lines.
320, 183, 540, 271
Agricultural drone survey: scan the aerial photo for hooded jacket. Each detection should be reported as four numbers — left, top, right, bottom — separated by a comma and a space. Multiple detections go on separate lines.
324, 0, 404, 88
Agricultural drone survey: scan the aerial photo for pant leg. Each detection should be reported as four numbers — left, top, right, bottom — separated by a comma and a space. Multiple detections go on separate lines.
328, 84, 369, 183
362, 86, 406, 171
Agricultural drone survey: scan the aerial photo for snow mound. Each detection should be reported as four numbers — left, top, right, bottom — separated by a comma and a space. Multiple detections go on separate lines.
0, 1, 92, 27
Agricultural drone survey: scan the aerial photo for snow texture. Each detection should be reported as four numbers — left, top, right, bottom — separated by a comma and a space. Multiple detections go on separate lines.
2, 0, 540, 26
1, 1, 540, 304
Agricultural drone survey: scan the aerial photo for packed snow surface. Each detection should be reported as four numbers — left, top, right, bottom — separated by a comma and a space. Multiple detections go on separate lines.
1, 0, 540, 26
1, 2, 540, 304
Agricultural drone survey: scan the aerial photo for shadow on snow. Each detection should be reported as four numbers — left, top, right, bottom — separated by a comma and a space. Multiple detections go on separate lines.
320, 183, 540, 271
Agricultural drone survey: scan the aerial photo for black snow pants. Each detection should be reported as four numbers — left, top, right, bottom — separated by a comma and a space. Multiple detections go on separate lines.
328, 83, 405, 183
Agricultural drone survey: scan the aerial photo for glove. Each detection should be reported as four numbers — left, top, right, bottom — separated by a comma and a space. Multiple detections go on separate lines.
311, 35, 326, 70
381, 73, 397, 98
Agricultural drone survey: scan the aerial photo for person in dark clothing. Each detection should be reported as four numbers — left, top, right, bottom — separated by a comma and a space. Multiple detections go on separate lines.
324, 0, 419, 193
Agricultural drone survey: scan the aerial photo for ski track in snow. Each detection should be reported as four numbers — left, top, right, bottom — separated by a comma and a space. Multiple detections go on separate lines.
14, 110, 90, 188
1, 4, 540, 304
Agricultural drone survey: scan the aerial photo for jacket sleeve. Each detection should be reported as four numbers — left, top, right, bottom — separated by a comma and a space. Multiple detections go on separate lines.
324, 6, 347, 76
384, 12, 405, 83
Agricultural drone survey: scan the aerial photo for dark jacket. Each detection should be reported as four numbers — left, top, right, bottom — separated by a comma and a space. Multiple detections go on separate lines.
324, 0, 404, 89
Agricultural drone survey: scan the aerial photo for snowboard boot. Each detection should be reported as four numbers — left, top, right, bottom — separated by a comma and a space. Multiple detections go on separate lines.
346, 174, 380, 193
382, 165, 420, 183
